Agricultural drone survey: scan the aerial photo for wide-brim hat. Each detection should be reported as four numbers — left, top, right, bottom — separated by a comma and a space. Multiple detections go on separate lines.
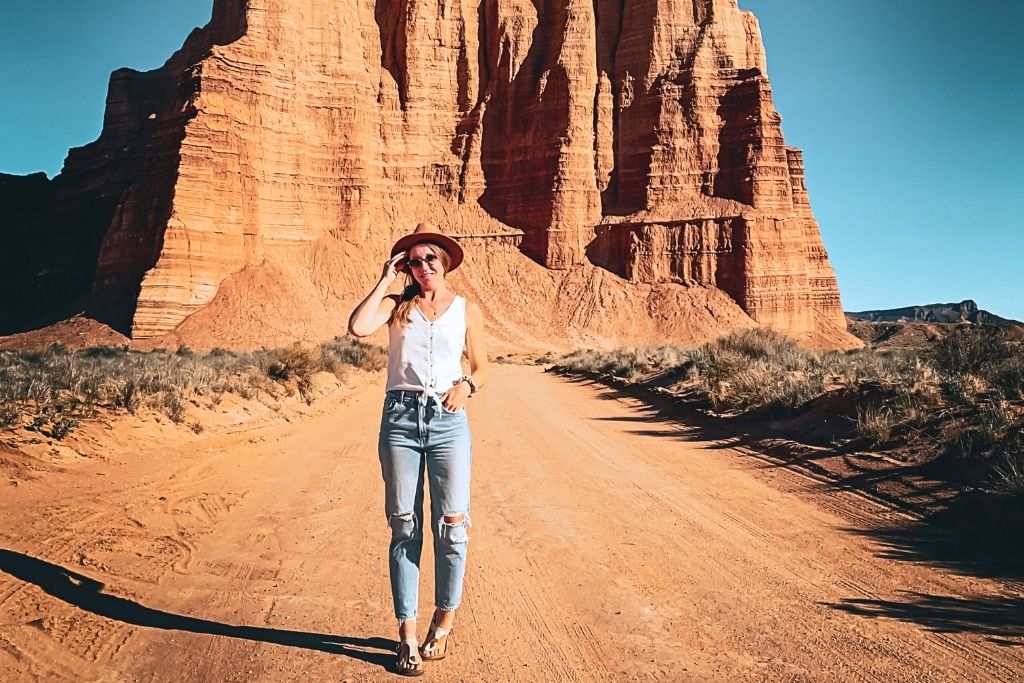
390, 223, 464, 272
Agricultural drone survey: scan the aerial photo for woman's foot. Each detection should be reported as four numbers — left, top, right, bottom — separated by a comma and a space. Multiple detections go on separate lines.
420, 611, 454, 661
396, 640, 424, 676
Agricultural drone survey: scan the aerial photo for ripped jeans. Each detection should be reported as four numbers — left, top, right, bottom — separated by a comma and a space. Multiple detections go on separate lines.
378, 390, 472, 621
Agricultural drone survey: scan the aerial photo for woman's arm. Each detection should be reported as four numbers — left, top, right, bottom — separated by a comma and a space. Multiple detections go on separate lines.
441, 301, 489, 411
464, 301, 489, 391
347, 252, 404, 337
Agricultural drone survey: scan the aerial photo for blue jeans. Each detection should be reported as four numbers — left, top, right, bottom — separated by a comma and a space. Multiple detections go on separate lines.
378, 390, 472, 621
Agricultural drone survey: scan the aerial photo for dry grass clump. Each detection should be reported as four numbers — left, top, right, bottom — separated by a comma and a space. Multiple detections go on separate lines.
686, 330, 827, 412
929, 326, 1015, 376
918, 327, 1024, 493
0, 336, 386, 439
991, 446, 1024, 497
855, 403, 900, 445
320, 337, 388, 375
556, 345, 690, 381
990, 356, 1024, 400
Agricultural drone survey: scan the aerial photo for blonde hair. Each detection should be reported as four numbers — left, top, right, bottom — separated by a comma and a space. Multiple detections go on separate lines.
392, 243, 454, 327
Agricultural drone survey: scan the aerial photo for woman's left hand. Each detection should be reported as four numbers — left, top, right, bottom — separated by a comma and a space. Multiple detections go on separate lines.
441, 380, 472, 412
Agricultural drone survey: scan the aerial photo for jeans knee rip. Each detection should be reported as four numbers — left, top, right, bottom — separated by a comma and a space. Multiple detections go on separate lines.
389, 511, 417, 540
438, 511, 470, 544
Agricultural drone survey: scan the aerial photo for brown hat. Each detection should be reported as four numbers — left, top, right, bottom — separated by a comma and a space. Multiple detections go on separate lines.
391, 223, 465, 272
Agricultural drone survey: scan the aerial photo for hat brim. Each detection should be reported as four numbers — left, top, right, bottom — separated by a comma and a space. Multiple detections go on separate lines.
391, 232, 464, 273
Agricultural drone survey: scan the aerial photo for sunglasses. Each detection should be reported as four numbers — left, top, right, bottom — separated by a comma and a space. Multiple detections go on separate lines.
405, 253, 440, 269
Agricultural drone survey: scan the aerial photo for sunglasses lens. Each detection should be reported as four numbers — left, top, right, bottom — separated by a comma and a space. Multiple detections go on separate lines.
406, 254, 439, 269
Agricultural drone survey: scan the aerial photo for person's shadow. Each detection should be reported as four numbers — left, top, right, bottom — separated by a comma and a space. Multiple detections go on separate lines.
0, 548, 396, 671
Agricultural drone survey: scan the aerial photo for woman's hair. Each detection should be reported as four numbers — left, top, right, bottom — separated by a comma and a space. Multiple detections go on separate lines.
392, 243, 453, 327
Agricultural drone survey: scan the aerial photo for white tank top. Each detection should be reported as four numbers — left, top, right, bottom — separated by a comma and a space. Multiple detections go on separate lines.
386, 295, 467, 395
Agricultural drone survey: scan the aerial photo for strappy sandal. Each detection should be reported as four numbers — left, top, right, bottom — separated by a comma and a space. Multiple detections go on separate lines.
420, 616, 453, 661
396, 640, 424, 676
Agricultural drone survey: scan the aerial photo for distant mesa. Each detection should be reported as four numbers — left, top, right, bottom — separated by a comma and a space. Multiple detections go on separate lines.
847, 300, 1022, 327
0, 0, 858, 351
844, 300, 1024, 348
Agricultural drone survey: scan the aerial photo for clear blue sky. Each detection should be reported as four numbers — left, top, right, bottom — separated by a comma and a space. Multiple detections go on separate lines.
2, 1, 1021, 320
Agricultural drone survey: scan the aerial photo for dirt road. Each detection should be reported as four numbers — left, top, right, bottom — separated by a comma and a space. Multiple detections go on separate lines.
1, 365, 1021, 681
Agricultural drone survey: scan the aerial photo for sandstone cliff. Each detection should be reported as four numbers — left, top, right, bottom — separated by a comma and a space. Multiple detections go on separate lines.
1, 0, 857, 351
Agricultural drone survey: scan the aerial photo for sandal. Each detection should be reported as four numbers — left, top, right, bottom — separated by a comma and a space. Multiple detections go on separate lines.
420, 616, 453, 661
396, 640, 424, 676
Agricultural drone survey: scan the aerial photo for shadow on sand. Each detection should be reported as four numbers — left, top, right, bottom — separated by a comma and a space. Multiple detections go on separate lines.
554, 372, 1024, 642
826, 591, 1024, 645
0, 548, 397, 670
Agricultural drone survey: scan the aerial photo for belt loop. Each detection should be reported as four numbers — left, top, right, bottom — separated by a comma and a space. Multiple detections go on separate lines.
416, 393, 425, 443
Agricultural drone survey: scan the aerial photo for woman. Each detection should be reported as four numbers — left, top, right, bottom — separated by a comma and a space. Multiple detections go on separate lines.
348, 223, 489, 676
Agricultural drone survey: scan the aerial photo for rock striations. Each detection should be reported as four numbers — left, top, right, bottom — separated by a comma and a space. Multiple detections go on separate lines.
1, 0, 857, 350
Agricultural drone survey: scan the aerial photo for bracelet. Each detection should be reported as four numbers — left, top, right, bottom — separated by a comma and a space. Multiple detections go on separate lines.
454, 375, 477, 397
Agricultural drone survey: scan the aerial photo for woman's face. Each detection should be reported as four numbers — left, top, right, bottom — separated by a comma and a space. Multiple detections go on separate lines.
406, 243, 446, 289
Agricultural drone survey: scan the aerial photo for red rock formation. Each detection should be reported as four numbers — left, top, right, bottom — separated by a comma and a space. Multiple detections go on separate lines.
1, 0, 857, 350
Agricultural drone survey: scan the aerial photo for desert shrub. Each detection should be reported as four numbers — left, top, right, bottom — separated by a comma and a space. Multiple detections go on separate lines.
79, 345, 129, 359
554, 348, 608, 375
949, 425, 992, 459
49, 415, 79, 440
930, 326, 1014, 376
686, 331, 824, 412
0, 338, 387, 430
833, 349, 940, 393
264, 345, 319, 382
687, 345, 743, 382
320, 336, 387, 374
890, 388, 938, 425
642, 346, 691, 374
114, 380, 143, 413
712, 328, 813, 371
941, 373, 990, 407
562, 331, 824, 412
0, 405, 20, 427
555, 346, 691, 381
856, 403, 899, 445
991, 442, 1024, 496
989, 355, 1024, 400
946, 400, 1015, 459
161, 393, 187, 423
234, 384, 255, 400
725, 369, 823, 412
599, 348, 651, 380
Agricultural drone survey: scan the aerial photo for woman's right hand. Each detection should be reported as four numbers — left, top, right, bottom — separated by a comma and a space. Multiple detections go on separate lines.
382, 251, 406, 283
350, 254, 404, 336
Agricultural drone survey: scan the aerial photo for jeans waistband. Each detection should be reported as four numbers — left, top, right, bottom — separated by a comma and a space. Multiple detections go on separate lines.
387, 389, 424, 402
386, 389, 445, 410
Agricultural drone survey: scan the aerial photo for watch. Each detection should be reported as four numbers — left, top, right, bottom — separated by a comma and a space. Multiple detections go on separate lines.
454, 375, 477, 397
